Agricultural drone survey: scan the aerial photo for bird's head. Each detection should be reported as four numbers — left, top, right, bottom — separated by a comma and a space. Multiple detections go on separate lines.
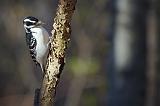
23, 16, 44, 29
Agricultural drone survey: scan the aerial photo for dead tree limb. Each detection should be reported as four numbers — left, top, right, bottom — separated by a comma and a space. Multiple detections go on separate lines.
40, 0, 77, 106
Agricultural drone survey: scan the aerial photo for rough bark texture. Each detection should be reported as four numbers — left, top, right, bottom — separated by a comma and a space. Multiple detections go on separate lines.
40, 0, 77, 106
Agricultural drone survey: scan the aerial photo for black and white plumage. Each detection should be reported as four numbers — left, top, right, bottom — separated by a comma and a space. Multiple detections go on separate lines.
23, 16, 50, 73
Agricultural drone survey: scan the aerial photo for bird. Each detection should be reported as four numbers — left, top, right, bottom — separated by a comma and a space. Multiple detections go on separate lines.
23, 16, 50, 73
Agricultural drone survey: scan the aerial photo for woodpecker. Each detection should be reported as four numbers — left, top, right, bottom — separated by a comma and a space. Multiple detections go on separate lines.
23, 16, 50, 73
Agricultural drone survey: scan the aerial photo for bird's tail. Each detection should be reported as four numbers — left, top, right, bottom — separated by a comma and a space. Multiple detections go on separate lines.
40, 63, 45, 75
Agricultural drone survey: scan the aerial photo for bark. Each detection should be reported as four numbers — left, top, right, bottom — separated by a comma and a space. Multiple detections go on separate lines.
40, 0, 77, 106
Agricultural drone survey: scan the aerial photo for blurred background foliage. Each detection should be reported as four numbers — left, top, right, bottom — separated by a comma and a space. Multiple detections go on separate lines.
0, 0, 108, 106
0, 0, 159, 106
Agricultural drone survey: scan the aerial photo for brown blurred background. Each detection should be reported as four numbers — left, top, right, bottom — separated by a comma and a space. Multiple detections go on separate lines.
0, 0, 107, 106
0, 0, 160, 106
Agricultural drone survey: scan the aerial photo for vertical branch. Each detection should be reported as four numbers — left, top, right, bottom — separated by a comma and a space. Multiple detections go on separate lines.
40, 0, 77, 106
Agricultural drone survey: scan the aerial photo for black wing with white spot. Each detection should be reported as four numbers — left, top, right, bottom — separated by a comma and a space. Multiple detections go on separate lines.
26, 32, 38, 64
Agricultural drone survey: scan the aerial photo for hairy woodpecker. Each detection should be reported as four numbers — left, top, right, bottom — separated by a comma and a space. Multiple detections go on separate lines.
23, 16, 50, 73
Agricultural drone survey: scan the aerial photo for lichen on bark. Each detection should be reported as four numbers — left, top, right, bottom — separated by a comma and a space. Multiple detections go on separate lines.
39, 0, 77, 106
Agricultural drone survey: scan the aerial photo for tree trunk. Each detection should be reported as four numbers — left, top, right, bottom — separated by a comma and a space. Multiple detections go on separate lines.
39, 0, 77, 106
106, 0, 149, 106
155, 0, 160, 105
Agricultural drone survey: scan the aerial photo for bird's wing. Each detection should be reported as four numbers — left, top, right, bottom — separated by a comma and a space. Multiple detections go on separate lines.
26, 33, 38, 65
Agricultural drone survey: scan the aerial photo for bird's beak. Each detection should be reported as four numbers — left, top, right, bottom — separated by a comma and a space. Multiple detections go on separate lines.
36, 21, 45, 26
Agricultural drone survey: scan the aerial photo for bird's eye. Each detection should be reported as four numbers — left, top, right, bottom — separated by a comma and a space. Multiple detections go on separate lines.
26, 22, 33, 26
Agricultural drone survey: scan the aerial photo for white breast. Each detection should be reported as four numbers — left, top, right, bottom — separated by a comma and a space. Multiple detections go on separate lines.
31, 27, 49, 64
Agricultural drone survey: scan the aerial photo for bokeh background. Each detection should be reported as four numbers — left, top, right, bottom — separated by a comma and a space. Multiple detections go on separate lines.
0, 0, 159, 106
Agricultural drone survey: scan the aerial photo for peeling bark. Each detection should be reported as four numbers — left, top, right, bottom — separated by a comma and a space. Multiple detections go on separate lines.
40, 0, 77, 106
